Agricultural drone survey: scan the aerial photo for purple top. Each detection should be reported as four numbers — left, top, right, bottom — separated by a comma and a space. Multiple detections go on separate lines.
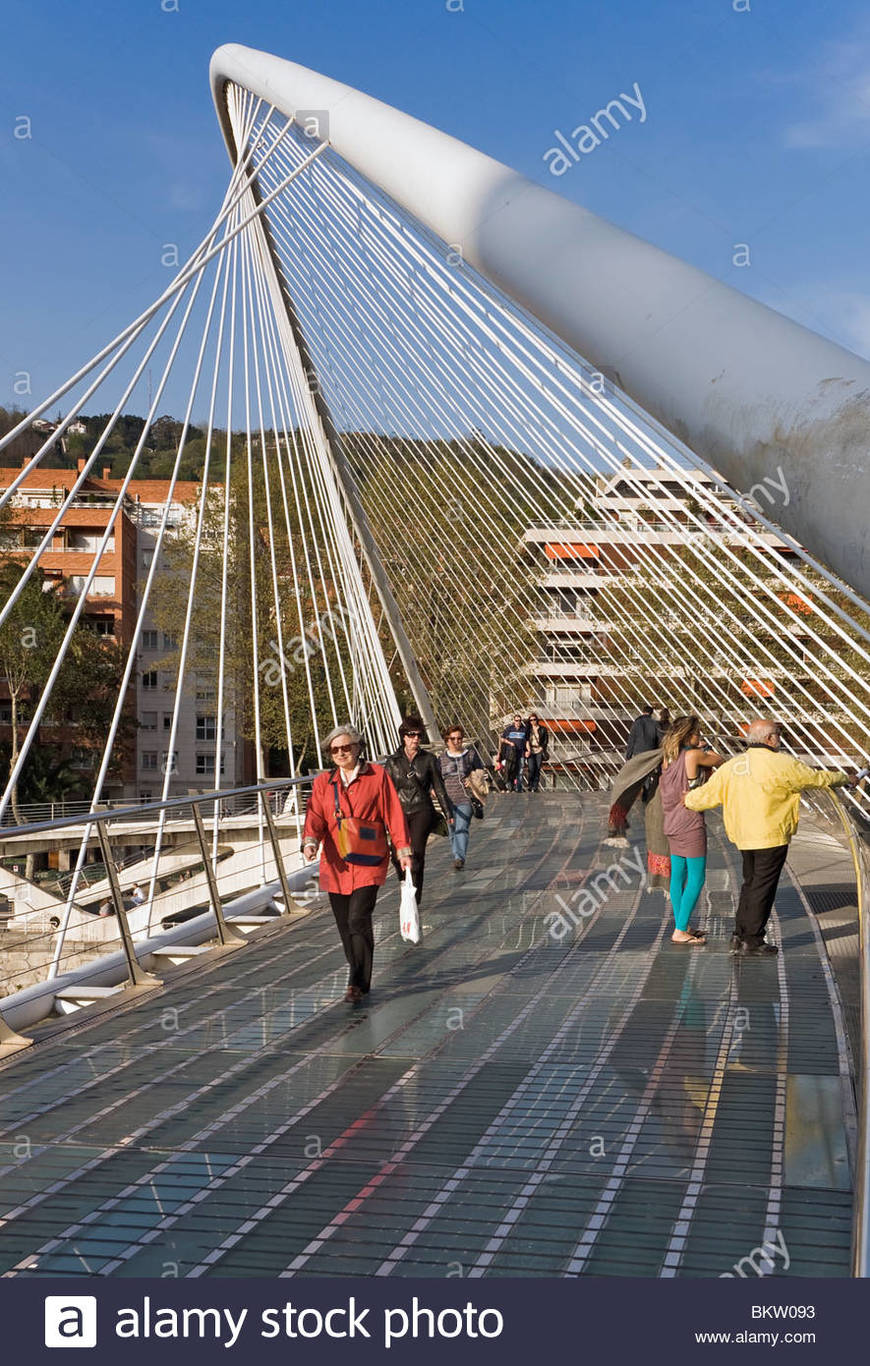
659, 751, 707, 858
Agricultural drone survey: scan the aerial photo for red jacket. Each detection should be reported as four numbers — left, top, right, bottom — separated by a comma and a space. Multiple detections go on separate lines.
302, 762, 411, 894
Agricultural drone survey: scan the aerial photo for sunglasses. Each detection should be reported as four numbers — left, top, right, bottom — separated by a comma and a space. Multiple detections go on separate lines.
330, 743, 355, 755
404, 731, 422, 738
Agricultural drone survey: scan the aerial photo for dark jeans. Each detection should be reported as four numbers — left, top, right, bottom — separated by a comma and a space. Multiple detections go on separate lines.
391, 805, 435, 904
735, 845, 789, 946
527, 751, 544, 791
506, 752, 523, 791
329, 884, 379, 991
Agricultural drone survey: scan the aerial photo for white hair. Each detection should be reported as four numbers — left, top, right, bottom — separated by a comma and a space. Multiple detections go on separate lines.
746, 717, 780, 743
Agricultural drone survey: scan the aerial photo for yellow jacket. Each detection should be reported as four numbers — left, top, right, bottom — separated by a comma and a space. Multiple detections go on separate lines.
683, 745, 848, 850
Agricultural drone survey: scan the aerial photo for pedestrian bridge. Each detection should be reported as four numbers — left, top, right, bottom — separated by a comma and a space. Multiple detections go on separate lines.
0, 790, 860, 1279
2, 41, 870, 1283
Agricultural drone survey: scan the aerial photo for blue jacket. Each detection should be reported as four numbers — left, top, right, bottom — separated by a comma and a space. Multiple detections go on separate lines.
502, 725, 528, 757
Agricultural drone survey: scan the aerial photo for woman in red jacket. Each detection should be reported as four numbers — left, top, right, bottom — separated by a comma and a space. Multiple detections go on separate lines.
302, 725, 412, 1003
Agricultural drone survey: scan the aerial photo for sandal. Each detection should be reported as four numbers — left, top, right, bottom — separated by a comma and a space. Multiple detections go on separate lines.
671, 931, 705, 946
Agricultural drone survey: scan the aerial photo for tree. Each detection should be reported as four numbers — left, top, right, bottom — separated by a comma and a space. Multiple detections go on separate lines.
0, 562, 68, 823
348, 433, 545, 745
147, 448, 343, 775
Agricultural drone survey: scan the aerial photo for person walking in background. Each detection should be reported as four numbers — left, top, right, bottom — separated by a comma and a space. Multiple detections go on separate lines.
525, 712, 549, 792
684, 717, 857, 956
500, 713, 528, 791
656, 707, 671, 743
659, 715, 724, 945
625, 705, 660, 759
439, 724, 485, 869
384, 715, 453, 906
302, 725, 411, 1002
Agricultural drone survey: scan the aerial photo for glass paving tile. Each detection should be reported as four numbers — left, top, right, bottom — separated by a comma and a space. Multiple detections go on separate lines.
0, 794, 858, 1277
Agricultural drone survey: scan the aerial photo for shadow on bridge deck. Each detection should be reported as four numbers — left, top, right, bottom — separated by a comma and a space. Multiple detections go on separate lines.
0, 791, 857, 1278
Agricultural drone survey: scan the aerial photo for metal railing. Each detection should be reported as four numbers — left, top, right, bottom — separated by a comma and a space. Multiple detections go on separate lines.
826, 792, 870, 1277
0, 775, 317, 1053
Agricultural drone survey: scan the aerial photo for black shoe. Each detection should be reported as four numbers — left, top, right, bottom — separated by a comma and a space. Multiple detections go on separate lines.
740, 942, 778, 957
729, 934, 744, 954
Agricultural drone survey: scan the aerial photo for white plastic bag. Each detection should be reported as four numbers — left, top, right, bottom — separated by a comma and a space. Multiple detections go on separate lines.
399, 869, 421, 944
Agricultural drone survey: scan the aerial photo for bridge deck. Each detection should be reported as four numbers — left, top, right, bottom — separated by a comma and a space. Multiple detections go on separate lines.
0, 792, 856, 1278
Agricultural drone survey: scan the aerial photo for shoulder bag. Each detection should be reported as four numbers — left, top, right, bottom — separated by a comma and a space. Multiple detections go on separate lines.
331, 779, 388, 866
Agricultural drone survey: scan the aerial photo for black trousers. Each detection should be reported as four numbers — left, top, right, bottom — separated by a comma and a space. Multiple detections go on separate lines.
329, 884, 379, 991
391, 805, 435, 904
527, 751, 544, 791
735, 845, 789, 946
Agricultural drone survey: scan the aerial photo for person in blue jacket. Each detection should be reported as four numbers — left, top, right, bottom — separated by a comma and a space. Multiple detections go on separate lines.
500, 713, 528, 792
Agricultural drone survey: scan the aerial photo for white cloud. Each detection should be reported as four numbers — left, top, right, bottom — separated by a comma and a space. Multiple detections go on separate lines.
783, 29, 870, 149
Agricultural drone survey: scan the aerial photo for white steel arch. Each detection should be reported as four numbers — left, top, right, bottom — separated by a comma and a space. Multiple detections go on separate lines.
210, 43, 870, 602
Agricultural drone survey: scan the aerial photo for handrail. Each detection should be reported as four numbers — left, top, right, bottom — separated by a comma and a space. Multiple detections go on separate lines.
827, 791, 870, 1277
0, 775, 321, 1049
0, 775, 312, 844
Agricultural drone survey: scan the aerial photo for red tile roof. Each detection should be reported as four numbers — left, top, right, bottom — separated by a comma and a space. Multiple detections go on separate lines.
0, 468, 201, 504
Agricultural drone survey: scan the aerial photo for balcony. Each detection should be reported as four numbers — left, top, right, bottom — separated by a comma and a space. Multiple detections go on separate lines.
531, 611, 608, 633
522, 520, 787, 548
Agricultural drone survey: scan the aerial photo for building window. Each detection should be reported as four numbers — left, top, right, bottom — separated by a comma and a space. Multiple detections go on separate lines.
161, 751, 178, 775
142, 671, 158, 690
141, 712, 157, 731
0, 704, 11, 725
142, 629, 158, 651
142, 549, 154, 568
141, 752, 158, 770
163, 714, 172, 731
195, 753, 224, 776
196, 676, 216, 702
84, 620, 116, 639
67, 531, 114, 553
162, 632, 177, 650
196, 714, 216, 741
90, 575, 115, 597
139, 790, 152, 803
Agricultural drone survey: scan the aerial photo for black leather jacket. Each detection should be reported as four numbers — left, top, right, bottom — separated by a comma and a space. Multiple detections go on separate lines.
384, 748, 452, 817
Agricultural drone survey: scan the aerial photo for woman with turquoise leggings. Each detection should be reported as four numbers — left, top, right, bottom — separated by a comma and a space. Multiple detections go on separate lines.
659, 716, 724, 945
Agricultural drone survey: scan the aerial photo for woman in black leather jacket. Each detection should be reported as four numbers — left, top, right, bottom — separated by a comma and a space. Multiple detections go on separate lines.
384, 715, 453, 906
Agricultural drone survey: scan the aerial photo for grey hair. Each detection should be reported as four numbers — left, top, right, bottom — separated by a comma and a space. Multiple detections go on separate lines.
323, 724, 363, 751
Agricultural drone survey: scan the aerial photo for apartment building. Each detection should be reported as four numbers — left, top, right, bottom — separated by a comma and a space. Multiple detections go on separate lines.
124, 477, 254, 802
520, 464, 803, 782
0, 462, 253, 804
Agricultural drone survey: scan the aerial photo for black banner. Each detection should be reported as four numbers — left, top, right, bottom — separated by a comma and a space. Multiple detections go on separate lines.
5, 1275, 851, 1363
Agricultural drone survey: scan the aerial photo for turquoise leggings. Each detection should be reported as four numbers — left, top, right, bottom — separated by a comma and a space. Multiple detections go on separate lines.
669, 854, 707, 932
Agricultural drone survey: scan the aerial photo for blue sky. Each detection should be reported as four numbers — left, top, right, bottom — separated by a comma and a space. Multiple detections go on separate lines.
2, 0, 869, 416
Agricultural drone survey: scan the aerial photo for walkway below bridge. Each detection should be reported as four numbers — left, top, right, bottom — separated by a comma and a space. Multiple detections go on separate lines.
0, 790, 858, 1278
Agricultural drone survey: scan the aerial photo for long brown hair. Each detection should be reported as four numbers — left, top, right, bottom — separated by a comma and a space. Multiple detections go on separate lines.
662, 714, 700, 765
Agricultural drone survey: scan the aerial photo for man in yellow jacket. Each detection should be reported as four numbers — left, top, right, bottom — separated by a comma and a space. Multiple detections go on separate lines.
684, 717, 855, 957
